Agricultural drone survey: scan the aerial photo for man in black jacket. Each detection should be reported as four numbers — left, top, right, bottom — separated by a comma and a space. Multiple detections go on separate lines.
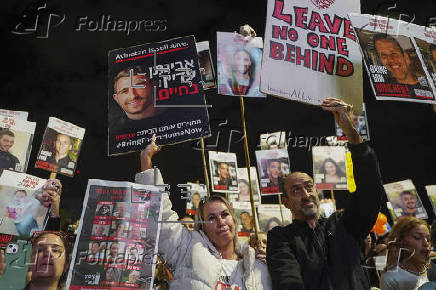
267, 98, 385, 290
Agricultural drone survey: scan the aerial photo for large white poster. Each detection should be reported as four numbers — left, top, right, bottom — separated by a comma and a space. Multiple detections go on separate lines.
261, 0, 363, 113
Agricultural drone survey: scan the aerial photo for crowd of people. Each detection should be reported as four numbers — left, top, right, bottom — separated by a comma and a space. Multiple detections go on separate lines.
0, 98, 434, 290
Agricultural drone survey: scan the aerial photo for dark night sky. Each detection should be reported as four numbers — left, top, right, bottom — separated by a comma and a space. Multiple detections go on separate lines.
1, 0, 435, 226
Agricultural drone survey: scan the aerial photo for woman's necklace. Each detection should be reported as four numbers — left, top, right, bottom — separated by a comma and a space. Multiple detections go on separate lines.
399, 263, 429, 276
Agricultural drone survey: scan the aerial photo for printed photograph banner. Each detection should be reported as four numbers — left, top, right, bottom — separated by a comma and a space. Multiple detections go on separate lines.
208, 151, 239, 193
255, 148, 290, 195
425, 185, 436, 214
335, 103, 370, 141
257, 204, 292, 233
196, 41, 217, 90
35, 117, 85, 177
185, 182, 208, 215
312, 146, 348, 190
217, 32, 266, 97
108, 36, 211, 155
229, 167, 261, 204
349, 14, 436, 103
0, 116, 36, 172
66, 179, 163, 290
260, 131, 287, 150
231, 201, 258, 239
383, 179, 428, 220
0, 170, 48, 238
0, 109, 28, 120
261, 0, 363, 113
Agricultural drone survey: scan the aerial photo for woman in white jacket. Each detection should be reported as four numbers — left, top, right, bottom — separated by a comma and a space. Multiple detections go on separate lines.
135, 138, 271, 290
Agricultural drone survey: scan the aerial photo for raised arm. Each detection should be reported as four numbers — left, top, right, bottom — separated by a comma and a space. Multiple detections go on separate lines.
135, 137, 192, 270
322, 98, 384, 241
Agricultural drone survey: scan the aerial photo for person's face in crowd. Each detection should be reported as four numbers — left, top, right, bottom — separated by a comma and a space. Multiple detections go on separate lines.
402, 224, 431, 264
283, 172, 320, 221
55, 134, 72, 158
233, 50, 251, 75
31, 234, 66, 284
180, 216, 195, 231
239, 181, 249, 197
0, 134, 14, 152
128, 271, 140, 283
240, 212, 252, 229
218, 163, 230, 181
401, 193, 417, 210
324, 161, 337, 177
375, 39, 413, 84
202, 201, 235, 249
192, 193, 201, 209
90, 242, 99, 254
267, 220, 280, 231
113, 74, 154, 120
268, 161, 281, 179
109, 243, 119, 257
13, 190, 27, 205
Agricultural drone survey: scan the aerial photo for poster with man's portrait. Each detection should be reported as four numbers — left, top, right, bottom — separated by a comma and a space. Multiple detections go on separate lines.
257, 204, 291, 233
0, 170, 49, 238
0, 116, 36, 172
35, 117, 85, 177
208, 151, 239, 193
383, 179, 428, 220
259, 131, 287, 150
108, 36, 211, 155
196, 41, 216, 90
185, 182, 208, 215
255, 148, 290, 195
217, 32, 265, 97
231, 201, 258, 241
349, 14, 436, 103
313, 146, 348, 190
425, 185, 436, 215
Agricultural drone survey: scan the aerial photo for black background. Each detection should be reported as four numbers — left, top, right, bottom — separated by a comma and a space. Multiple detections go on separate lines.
1, 0, 435, 228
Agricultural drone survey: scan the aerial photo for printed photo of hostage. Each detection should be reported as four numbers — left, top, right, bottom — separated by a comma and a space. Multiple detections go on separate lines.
107, 36, 211, 156
312, 146, 348, 190
0, 116, 36, 172
384, 179, 428, 220
255, 148, 290, 195
228, 167, 261, 203
196, 41, 216, 89
350, 14, 436, 102
217, 31, 265, 97
35, 118, 85, 177
208, 151, 239, 193
185, 182, 207, 215
0, 171, 60, 237
414, 39, 436, 85
257, 204, 292, 233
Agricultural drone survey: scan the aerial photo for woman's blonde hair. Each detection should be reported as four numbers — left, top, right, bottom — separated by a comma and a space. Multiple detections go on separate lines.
385, 216, 430, 271
198, 195, 239, 254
